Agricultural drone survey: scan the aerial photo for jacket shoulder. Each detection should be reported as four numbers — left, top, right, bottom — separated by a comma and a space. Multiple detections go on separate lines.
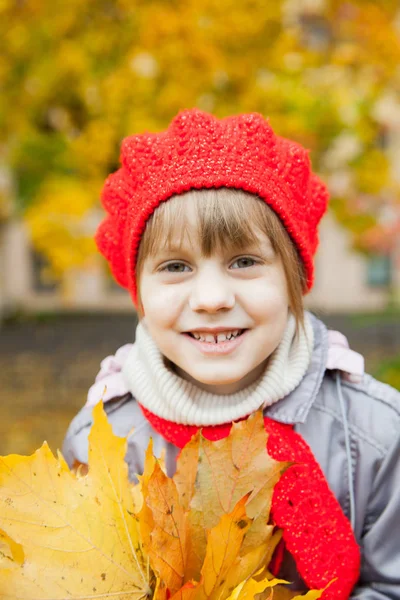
315, 371, 400, 455
62, 394, 144, 466
356, 372, 400, 413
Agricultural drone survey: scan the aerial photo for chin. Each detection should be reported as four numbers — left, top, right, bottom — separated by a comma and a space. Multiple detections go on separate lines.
188, 369, 244, 387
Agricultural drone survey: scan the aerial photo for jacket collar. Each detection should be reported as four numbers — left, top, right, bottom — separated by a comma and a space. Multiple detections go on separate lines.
265, 312, 328, 425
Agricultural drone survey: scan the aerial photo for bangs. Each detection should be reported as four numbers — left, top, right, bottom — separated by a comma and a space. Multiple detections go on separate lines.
138, 188, 283, 258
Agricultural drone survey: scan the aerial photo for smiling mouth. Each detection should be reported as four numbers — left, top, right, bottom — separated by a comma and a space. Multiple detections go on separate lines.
185, 329, 246, 344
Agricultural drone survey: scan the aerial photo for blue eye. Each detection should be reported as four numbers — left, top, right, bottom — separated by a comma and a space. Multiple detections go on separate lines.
231, 257, 257, 269
162, 262, 190, 273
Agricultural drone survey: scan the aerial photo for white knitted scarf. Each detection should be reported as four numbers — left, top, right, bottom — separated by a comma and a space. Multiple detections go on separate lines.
122, 312, 314, 427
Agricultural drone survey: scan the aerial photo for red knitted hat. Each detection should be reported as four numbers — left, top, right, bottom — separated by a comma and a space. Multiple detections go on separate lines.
96, 109, 329, 305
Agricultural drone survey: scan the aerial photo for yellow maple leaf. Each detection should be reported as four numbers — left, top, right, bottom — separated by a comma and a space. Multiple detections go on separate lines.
226, 574, 289, 600
0, 402, 150, 599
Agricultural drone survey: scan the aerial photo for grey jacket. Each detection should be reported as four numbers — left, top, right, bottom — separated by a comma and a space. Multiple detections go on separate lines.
63, 313, 400, 599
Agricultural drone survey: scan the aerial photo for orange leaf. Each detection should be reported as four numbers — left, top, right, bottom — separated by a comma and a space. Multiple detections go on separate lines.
170, 581, 197, 600
173, 435, 199, 512
146, 461, 189, 595
135, 439, 157, 552
183, 411, 289, 579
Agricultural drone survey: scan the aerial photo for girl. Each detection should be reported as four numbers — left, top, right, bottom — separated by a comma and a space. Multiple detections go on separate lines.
63, 109, 400, 599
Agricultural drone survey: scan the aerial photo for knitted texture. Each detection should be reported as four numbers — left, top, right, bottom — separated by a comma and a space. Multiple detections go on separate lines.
95, 109, 329, 304
121, 313, 313, 426
139, 405, 361, 600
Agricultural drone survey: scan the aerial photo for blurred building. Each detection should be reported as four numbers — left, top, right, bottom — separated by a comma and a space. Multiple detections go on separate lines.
0, 209, 399, 317
306, 212, 399, 312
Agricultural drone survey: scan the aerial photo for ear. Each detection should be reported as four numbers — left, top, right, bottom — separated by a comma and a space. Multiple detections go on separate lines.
136, 297, 145, 320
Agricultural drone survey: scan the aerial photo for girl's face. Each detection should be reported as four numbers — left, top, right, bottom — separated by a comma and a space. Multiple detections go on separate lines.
139, 204, 289, 395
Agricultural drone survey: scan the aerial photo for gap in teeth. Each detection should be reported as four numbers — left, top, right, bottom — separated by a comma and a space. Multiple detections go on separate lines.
190, 330, 242, 343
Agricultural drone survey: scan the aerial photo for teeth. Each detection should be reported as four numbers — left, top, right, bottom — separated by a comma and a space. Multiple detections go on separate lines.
204, 334, 215, 343
190, 330, 242, 343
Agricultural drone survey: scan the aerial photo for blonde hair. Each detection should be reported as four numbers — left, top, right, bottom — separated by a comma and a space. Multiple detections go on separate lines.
136, 188, 307, 332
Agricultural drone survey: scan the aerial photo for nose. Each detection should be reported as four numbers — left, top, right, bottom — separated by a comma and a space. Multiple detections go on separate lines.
189, 265, 235, 313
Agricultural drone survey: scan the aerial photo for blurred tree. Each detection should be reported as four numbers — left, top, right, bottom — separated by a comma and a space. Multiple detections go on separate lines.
1, 0, 399, 278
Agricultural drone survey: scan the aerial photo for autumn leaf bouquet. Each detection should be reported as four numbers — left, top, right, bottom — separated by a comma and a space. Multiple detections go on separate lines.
0, 404, 324, 600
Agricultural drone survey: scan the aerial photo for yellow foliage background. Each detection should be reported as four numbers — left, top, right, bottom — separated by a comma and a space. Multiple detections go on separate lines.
1, 0, 400, 278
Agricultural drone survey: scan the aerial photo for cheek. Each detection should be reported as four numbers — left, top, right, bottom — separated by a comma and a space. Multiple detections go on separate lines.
241, 276, 289, 319
140, 280, 185, 328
